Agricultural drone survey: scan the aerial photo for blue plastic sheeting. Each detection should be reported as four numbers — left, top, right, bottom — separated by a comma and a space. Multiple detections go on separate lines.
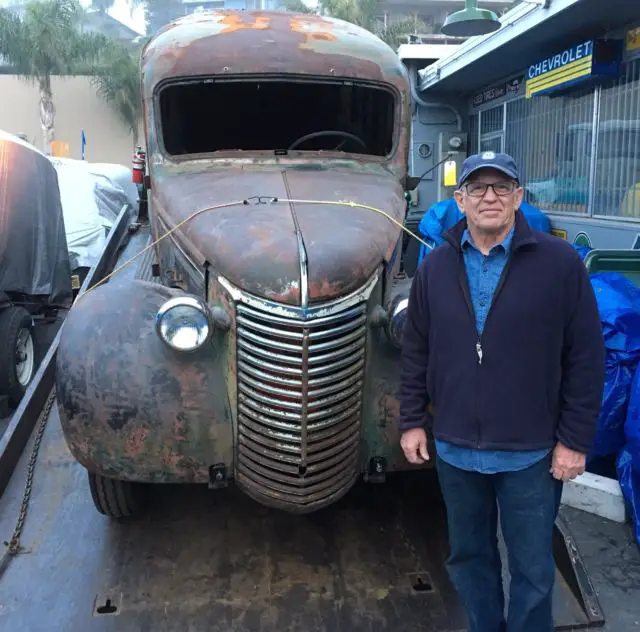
584, 273, 640, 467
621, 348, 640, 545
416, 198, 551, 265
616, 448, 640, 542
574, 245, 592, 261
587, 271, 640, 546
591, 363, 635, 462
592, 273, 640, 365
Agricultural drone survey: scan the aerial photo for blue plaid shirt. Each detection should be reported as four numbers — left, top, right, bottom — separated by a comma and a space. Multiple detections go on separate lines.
435, 226, 551, 473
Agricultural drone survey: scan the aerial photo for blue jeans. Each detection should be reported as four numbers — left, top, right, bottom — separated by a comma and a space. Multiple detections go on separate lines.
435, 452, 563, 632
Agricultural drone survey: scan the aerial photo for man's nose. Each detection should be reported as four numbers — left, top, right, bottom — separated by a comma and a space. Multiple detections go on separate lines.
483, 185, 499, 201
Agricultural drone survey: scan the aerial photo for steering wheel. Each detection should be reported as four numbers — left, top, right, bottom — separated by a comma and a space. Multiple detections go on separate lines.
288, 130, 368, 152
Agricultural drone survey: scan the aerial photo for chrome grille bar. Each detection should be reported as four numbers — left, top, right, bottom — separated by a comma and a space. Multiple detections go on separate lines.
234, 298, 368, 510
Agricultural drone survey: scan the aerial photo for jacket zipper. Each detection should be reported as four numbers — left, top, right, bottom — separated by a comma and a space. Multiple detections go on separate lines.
457, 257, 483, 447
457, 249, 515, 447
479, 251, 514, 357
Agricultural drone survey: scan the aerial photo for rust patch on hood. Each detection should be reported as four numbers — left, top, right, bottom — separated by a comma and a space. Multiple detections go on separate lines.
152, 167, 301, 305
282, 167, 405, 303
289, 16, 338, 43
219, 13, 271, 33
142, 10, 408, 100
151, 164, 404, 306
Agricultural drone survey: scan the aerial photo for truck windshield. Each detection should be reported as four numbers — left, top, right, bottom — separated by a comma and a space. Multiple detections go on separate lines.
158, 78, 395, 158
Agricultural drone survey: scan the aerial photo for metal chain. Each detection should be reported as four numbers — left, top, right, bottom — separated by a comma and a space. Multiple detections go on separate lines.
0, 388, 56, 579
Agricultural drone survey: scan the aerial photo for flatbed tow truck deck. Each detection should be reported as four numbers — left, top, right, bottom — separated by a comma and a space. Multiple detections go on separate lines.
1, 212, 640, 631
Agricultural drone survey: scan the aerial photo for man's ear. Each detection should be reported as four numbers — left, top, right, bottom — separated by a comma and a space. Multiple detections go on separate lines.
453, 189, 465, 214
514, 186, 525, 209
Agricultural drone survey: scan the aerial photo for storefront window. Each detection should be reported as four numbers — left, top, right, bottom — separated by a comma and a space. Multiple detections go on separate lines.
479, 104, 504, 153
592, 58, 640, 220
505, 91, 594, 214
480, 104, 503, 135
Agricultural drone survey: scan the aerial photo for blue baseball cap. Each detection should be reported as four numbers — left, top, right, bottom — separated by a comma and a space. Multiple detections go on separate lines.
457, 151, 520, 188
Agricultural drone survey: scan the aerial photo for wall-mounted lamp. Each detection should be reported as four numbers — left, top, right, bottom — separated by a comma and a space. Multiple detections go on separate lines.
441, 0, 502, 37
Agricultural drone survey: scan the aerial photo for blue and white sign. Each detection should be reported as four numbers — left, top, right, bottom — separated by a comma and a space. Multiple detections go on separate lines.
527, 41, 593, 82
526, 39, 622, 99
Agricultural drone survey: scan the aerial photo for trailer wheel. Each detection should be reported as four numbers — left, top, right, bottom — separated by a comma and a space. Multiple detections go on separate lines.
88, 472, 145, 519
0, 306, 36, 406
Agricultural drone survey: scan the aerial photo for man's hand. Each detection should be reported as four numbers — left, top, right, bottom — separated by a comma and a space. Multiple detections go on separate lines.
550, 442, 586, 481
400, 428, 430, 464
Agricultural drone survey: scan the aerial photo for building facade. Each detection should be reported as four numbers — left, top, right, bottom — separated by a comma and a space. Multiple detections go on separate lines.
408, 0, 640, 249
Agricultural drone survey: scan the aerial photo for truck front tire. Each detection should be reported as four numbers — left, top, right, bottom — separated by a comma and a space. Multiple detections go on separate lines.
88, 471, 145, 519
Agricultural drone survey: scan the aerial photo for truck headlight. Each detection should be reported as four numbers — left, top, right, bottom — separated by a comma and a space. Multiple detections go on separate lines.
386, 296, 408, 350
155, 296, 212, 352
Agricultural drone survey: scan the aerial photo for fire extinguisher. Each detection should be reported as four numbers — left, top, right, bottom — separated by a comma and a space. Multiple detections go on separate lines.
132, 146, 146, 185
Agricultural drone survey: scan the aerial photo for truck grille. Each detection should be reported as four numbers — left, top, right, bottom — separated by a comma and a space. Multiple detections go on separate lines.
235, 300, 367, 511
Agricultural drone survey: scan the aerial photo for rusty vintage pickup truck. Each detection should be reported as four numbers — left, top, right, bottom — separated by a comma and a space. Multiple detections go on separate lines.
56, 8, 423, 518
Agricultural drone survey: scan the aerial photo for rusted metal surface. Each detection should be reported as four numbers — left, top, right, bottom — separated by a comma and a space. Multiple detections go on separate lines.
55, 278, 234, 483
141, 10, 410, 106
140, 9, 411, 180
151, 169, 301, 305
283, 169, 407, 304
52, 7, 420, 510
360, 273, 422, 474
150, 166, 406, 306
52, 215, 414, 508
0, 205, 134, 498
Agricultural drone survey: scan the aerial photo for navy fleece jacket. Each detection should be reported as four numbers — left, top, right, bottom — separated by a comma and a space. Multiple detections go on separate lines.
398, 211, 606, 454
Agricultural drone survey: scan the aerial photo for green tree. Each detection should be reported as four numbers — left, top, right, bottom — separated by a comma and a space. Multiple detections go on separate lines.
319, 0, 422, 49
90, 42, 144, 148
0, 0, 109, 153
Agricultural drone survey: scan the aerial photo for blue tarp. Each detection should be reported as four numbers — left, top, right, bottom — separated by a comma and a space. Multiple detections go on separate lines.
619, 325, 640, 546
416, 198, 551, 265
583, 269, 640, 546
573, 245, 592, 261
587, 273, 640, 464
616, 448, 640, 542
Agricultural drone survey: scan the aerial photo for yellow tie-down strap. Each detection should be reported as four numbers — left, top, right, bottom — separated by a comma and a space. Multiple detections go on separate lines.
76, 196, 433, 303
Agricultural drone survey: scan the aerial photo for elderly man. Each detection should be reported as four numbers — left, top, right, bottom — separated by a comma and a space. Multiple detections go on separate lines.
398, 152, 605, 632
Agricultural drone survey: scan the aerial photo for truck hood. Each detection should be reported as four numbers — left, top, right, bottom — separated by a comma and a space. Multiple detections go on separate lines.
151, 166, 405, 306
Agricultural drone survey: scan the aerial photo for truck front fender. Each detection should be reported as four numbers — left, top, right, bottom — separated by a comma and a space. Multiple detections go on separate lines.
56, 279, 234, 483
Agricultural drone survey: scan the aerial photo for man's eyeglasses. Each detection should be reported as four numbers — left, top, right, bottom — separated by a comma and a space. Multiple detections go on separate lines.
464, 181, 518, 198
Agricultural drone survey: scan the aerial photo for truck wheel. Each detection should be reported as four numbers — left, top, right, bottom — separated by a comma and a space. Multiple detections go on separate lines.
0, 306, 36, 406
88, 471, 145, 519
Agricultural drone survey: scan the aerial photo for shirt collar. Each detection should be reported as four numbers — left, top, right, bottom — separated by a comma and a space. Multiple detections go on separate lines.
462, 226, 514, 254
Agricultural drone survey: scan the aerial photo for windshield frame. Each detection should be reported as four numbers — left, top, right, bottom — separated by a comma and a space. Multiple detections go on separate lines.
151, 73, 402, 166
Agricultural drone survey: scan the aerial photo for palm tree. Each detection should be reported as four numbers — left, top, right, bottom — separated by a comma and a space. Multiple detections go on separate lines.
90, 42, 144, 147
0, 0, 109, 153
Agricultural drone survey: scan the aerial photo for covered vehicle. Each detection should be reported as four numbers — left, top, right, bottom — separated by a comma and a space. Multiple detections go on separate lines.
56, 9, 420, 517
0, 130, 73, 406
48, 157, 135, 291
